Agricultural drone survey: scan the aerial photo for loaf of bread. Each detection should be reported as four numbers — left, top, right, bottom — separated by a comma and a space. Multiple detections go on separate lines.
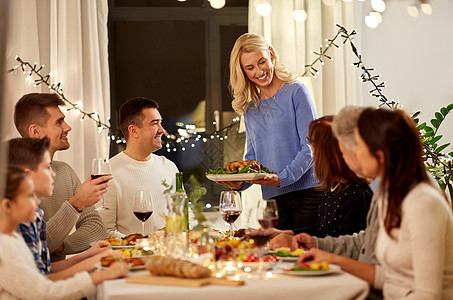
145, 256, 211, 279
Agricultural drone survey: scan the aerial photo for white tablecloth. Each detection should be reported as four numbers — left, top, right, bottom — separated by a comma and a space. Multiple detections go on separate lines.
96, 268, 369, 300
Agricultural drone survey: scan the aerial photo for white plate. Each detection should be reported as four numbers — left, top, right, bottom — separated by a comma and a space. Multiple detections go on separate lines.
275, 264, 342, 276
112, 245, 135, 249
205, 173, 266, 182
90, 241, 134, 249
279, 256, 299, 262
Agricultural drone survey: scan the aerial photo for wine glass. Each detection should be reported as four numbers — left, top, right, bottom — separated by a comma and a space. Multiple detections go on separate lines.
133, 190, 154, 236
219, 191, 242, 239
250, 199, 279, 247
92, 158, 112, 211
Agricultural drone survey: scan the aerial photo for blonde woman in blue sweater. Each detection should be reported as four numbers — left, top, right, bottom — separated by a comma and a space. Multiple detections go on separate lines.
217, 33, 321, 230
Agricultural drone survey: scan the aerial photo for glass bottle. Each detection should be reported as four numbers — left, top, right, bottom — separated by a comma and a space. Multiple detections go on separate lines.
175, 172, 189, 228
165, 191, 188, 258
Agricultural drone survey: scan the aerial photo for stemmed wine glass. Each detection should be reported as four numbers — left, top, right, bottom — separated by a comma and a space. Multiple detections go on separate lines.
251, 199, 279, 247
133, 190, 154, 236
92, 158, 112, 211
219, 191, 242, 239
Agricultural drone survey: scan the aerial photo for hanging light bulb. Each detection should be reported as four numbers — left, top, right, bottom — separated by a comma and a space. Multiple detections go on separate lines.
255, 0, 272, 16
407, 5, 419, 17
371, 0, 386, 12
365, 15, 379, 29
421, 2, 432, 15
369, 11, 382, 23
210, 0, 225, 9
292, 10, 307, 22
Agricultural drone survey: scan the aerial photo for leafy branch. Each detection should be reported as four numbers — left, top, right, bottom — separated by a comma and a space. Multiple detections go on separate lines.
304, 24, 453, 200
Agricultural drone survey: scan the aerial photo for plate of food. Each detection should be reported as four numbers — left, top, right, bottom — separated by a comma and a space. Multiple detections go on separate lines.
268, 247, 305, 261
239, 254, 281, 270
206, 160, 275, 182
100, 256, 146, 270
275, 262, 341, 276
206, 173, 267, 182
97, 233, 149, 248
114, 248, 153, 258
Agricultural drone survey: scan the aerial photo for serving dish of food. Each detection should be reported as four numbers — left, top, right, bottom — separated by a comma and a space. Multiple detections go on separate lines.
100, 256, 147, 270
206, 160, 275, 182
268, 247, 305, 261
101, 233, 148, 248
275, 262, 341, 276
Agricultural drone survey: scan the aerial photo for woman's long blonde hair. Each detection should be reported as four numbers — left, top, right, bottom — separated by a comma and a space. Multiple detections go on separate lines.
229, 33, 296, 114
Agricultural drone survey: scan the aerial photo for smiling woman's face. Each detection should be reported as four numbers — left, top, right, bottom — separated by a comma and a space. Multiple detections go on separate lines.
240, 49, 275, 89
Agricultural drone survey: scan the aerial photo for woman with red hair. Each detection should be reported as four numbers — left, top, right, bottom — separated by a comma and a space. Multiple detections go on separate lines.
292, 115, 372, 237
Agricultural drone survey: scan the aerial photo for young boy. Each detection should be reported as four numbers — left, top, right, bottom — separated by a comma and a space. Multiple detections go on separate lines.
7, 137, 123, 280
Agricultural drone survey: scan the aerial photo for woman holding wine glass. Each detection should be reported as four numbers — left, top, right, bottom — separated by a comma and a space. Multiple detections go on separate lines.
133, 190, 154, 236
219, 191, 242, 239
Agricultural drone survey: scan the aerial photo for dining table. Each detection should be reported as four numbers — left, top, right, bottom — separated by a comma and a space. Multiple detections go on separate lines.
95, 263, 370, 300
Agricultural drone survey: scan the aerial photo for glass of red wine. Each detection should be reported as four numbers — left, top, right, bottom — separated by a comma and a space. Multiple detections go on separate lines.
91, 158, 112, 211
219, 191, 242, 239
252, 199, 279, 247
133, 190, 154, 236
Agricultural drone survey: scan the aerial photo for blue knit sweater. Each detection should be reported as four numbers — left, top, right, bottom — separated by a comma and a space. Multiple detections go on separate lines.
243, 81, 318, 199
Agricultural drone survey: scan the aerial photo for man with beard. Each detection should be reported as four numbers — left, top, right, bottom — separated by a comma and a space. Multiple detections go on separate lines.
14, 93, 108, 261
99, 97, 178, 237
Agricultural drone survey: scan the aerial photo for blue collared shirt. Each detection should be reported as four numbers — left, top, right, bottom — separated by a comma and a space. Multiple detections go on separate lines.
17, 207, 52, 274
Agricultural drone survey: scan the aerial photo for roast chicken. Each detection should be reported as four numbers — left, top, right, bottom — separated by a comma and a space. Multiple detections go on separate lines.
224, 160, 262, 173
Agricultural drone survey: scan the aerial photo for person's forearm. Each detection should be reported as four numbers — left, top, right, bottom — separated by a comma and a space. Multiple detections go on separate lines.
50, 249, 90, 274
49, 255, 98, 281
331, 255, 375, 286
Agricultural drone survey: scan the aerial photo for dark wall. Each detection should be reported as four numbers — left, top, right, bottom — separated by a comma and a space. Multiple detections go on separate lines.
113, 20, 206, 119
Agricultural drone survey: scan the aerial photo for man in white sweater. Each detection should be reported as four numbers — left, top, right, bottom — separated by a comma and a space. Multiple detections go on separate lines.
100, 97, 178, 237
14, 93, 109, 261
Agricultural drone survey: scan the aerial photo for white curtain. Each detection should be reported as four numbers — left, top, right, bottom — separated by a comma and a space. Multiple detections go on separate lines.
240, 0, 360, 227
3, 0, 110, 180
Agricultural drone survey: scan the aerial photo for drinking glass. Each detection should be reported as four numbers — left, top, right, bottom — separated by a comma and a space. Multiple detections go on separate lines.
92, 158, 112, 211
250, 199, 279, 247
219, 191, 242, 239
133, 190, 154, 236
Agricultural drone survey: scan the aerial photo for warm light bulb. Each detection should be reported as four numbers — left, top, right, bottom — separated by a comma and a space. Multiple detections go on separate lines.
292, 10, 307, 22
370, 11, 382, 23
255, 0, 272, 16
365, 15, 379, 28
210, 0, 225, 9
371, 0, 386, 12
407, 5, 419, 17
421, 3, 432, 15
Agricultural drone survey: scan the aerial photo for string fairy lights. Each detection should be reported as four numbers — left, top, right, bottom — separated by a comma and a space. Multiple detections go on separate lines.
303, 24, 452, 199
8, 26, 452, 191
9, 55, 121, 140
303, 24, 400, 110
8, 55, 243, 149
